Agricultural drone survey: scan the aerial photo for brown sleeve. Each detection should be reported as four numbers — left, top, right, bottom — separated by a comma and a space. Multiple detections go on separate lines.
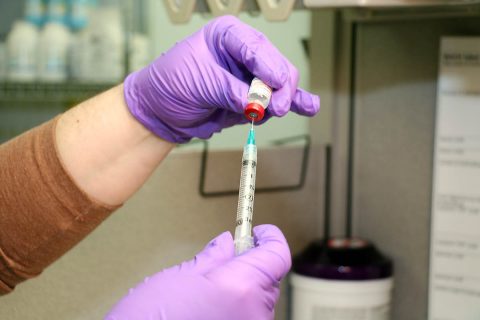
0, 117, 120, 294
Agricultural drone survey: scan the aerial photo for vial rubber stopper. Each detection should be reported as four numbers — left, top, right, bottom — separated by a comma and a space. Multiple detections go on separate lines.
244, 102, 265, 122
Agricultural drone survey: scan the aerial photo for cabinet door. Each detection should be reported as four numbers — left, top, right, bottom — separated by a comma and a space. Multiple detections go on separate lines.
352, 16, 480, 320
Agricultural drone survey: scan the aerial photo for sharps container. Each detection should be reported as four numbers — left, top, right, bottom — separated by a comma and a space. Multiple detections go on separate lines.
290, 238, 393, 320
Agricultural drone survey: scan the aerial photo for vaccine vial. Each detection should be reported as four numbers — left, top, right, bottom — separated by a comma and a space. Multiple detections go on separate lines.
244, 77, 272, 122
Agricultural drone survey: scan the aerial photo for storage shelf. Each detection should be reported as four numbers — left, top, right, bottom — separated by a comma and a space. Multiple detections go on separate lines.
0, 82, 115, 104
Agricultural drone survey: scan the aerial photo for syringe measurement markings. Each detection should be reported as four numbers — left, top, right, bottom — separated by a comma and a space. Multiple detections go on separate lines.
236, 216, 253, 226
236, 160, 256, 224
236, 194, 254, 220
242, 160, 257, 168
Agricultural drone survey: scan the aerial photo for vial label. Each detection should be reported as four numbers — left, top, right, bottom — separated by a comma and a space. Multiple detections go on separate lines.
41, 55, 67, 80
8, 46, 36, 80
312, 304, 390, 320
248, 77, 272, 108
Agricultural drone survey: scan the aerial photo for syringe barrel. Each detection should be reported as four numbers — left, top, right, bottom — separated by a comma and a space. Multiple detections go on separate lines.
235, 236, 254, 256
234, 143, 257, 255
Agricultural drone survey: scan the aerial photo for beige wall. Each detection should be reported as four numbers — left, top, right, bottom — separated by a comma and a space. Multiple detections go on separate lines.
0, 146, 324, 319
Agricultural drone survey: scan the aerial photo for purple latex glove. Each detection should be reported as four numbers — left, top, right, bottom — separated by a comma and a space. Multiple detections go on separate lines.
124, 15, 320, 143
105, 224, 291, 320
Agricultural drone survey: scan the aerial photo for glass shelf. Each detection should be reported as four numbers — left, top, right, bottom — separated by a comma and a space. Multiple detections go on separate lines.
0, 81, 115, 105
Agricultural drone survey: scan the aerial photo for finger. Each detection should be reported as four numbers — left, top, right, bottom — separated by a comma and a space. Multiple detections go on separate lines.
194, 231, 235, 273
170, 231, 235, 276
251, 224, 292, 280
290, 88, 320, 117
202, 225, 289, 315
219, 68, 249, 114
189, 111, 248, 140
269, 64, 298, 117
216, 112, 250, 129
215, 16, 289, 89
223, 224, 292, 282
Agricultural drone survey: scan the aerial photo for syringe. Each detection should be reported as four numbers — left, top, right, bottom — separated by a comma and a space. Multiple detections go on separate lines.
234, 78, 271, 255
234, 122, 257, 255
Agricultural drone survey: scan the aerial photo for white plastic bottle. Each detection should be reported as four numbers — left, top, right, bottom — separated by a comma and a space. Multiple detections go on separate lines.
70, 0, 124, 82
74, 4, 124, 83
37, 22, 71, 82
45, 0, 68, 25
69, 33, 84, 80
290, 239, 394, 320
128, 33, 150, 73
6, 21, 39, 82
25, 0, 45, 26
69, 0, 97, 30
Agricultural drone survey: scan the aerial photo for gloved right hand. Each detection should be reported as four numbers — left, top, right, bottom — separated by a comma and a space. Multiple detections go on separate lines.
104, 224, 292, 320
124, 15, 320, 143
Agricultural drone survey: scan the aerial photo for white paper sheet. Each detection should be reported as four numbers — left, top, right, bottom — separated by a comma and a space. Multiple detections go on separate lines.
429, 37, 480, 320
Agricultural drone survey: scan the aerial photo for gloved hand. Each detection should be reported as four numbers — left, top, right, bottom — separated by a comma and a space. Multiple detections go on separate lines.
124, 15, 320, 143
105, 224, 291, 320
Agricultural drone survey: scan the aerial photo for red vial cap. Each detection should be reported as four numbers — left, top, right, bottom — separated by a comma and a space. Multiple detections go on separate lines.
244, 102, 265, 122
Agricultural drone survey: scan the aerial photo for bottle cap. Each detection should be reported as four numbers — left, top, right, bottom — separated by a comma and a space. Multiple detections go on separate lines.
244, 102, 265, 122
293, 238, 393, 280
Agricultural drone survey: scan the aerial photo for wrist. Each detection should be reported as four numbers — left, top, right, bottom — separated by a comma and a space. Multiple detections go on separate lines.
120, 82, 175, 149
56, 84, 175, 206
124, 69, 191, 144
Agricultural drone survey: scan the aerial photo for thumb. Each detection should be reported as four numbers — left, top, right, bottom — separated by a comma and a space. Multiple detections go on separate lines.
175, 231, 235, 275
207, 225, 291, 285
250, 224, 292, 280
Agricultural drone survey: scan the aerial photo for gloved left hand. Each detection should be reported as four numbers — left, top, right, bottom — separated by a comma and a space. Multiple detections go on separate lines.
124, 16, 320, 143
104, 224, 291, 320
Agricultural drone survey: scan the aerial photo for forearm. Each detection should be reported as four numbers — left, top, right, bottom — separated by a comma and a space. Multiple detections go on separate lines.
0, 117, 118, 293
56, 84, 175, 206
0, 85, 173, 293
